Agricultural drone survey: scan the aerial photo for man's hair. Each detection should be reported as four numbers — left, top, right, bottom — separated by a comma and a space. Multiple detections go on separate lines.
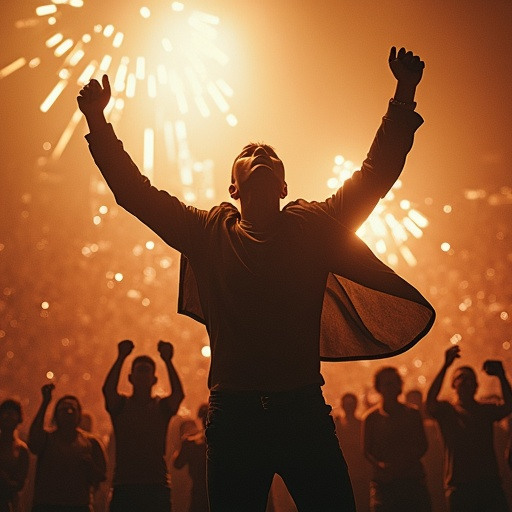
52, 395, 82, 424
0, 399, 23, 423
131, 355, 156, 373
451, 365, 477, 387
374, 366, 402, 392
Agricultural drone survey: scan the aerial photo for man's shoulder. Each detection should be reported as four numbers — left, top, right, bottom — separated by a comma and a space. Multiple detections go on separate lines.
203, 202, 239, 223
78, 429, 103, 445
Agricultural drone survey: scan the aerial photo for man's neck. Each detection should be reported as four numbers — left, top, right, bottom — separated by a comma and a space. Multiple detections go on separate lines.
239, 196, 280, 232
131, 389, 153, 402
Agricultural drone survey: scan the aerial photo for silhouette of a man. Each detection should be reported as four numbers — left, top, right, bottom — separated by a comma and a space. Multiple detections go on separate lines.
78, 47, 434, 511
426, 346, 512, 512
102, 340, 184, 512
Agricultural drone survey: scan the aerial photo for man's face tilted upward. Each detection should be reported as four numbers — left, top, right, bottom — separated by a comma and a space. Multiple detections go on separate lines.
229, 143, 287, 200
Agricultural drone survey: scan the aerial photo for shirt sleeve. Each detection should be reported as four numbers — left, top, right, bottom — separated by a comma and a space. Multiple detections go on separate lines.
323, 104, 423, 231
85, 123, 206, 255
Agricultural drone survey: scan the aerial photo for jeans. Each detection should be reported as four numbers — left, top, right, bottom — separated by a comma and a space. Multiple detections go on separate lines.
447, 480, 509, 512
370, 479, 432, 512
205, 385, 356, 512
109, 484, 171, 512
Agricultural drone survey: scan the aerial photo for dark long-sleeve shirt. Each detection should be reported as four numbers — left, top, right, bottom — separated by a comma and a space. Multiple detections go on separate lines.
86, 104, 435, 391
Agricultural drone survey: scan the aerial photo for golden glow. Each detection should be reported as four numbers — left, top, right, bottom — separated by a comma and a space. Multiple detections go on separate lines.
113, 58, 129, 92
67, 46, 85, 67
40, 79, 68, 112
162, 38, 173, 53
77, 62, 97, 85
51, 108, 83, 160
54, 39, 74, 58
136, 57, 145, 80
172, 2, 185, 11
408, 209, 428, 228
112, 32, 124, 48
147, 74, 157, 98
140, 7, 151, 19
126, 74, 136, 98
45, 33, 64, 48
226, 113, 238, 126
99, 54, 112, 72
36, 5, 58, 16
103, 24, 115, 38
0, 58, 27, 79
11, 1, 236, 204
327, 156, 429, 267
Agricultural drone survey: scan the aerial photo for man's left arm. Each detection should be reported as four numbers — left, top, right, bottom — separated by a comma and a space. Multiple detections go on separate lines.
484, 360, 512, 418
328, 47, 425, 231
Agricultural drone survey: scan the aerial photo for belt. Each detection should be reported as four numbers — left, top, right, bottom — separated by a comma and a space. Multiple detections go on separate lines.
210, 384, 322, 410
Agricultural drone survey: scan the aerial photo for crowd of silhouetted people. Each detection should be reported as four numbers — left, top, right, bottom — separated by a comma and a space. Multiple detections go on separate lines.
1, 344, 511, 511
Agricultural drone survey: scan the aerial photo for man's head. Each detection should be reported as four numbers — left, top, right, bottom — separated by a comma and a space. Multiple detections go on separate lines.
374, 366, 403, 399
129, 355, 157, 390
0, 399, 23, 431
451, 366, 478, 399
53, 395, 82, 430
340, 393, 358, 416
229, 143, 287, 200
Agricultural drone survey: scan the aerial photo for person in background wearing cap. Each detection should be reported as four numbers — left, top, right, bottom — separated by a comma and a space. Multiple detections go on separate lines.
28, 384, 107, 511
426, 346, 512, 512
77, 46, 435, 511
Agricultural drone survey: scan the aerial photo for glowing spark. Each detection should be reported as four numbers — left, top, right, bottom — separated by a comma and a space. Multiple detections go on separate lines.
328, 156, 429, 267
0, 58, 27, 79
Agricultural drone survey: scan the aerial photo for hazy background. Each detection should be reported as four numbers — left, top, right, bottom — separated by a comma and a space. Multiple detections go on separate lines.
1, 0, 511, 438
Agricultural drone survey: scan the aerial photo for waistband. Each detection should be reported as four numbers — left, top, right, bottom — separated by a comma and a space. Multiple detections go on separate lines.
209, 384, 323, 410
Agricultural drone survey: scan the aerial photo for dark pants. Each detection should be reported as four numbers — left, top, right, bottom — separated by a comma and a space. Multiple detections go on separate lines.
32, 507, 90, 512
370, 479, 432, 512
109, 484, 171, 512
447, 480, 509, 512
205, 385, 356, 512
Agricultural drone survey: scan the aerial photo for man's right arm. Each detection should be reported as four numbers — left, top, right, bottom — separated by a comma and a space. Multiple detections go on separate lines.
102, 340, 133, 412
77, 75, 200, 255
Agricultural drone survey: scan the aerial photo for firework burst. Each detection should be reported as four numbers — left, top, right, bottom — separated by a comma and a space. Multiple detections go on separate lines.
1, 0, 237, 201
327, 155, 429, 267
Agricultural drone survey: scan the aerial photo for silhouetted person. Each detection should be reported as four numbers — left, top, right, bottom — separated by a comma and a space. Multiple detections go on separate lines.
508, 417, 512, 471
362, 366, 431, 511
78, 46, 434, 512
102, 340, 184, 512
28, 384, 107, 512
334, 393, 371, 512
173, 406, 208, 512
426, 346, 512, 512
0, 399, 29, 512
405, 389, 447, 512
